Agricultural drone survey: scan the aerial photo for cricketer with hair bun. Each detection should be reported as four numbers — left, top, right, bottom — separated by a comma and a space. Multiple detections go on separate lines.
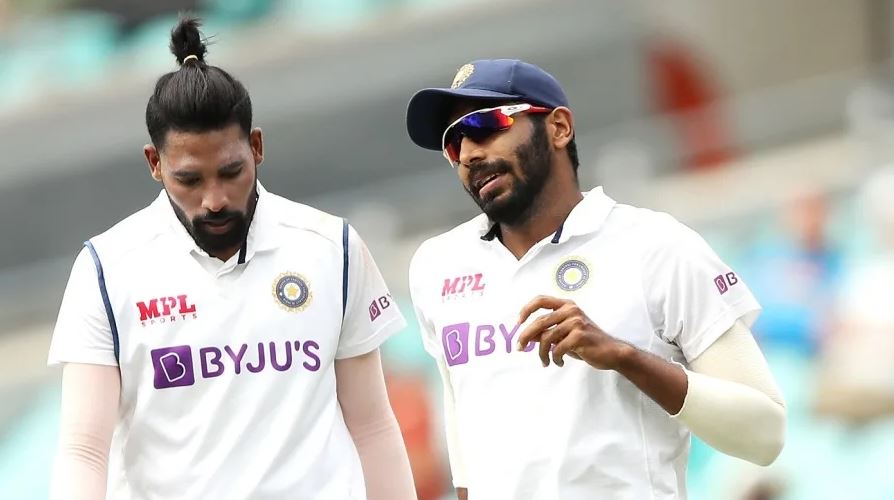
47, 17, 417, 500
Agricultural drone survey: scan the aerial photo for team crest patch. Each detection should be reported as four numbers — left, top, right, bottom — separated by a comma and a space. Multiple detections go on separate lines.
555, 258, 590, 292
272, 273, 312, 311
451, 63, 475, 89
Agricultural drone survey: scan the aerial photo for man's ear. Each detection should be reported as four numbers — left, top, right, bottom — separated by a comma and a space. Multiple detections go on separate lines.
250, 128, 264, 167
144, 144, 163, 182
549, 107, 574, 150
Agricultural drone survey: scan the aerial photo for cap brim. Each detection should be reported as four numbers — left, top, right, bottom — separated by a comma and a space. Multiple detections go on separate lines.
406, 87, 520, 151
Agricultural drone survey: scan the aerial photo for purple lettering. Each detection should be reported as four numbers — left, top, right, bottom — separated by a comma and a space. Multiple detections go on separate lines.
200, 347, 224, 378
224, 344, 249, 375
499, 323, 520, 353
246, 343, 266, 373
269, 341, 293, 372
714, 275, 729, 294
378, 295, 391, 309
303, 340, 321, 371
475, 325, 496, 356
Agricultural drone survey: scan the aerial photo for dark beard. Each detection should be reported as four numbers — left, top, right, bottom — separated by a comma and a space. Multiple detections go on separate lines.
465, 123, 552, 226
169, 183, 258, 258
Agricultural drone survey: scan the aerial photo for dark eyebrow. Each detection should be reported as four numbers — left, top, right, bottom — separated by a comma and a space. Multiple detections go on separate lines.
170, 160, 243, 179
218, 160, 244, 174
171, 169, 200, 179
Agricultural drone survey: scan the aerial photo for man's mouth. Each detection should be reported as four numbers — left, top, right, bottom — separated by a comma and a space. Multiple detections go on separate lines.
474, 172, 504, 193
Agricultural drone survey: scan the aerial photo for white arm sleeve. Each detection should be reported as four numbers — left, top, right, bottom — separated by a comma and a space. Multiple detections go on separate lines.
435, 356, 467, 488
672, 320, 786, 466
335, 349, 417, 500
50, 363, 120, 500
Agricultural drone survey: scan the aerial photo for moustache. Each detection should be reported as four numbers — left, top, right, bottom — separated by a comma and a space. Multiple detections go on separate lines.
195, 209, 242, 226
469, 161, 513, 195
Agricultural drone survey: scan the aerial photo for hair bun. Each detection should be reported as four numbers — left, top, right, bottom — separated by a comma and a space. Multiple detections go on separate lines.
170, 15, 208, 66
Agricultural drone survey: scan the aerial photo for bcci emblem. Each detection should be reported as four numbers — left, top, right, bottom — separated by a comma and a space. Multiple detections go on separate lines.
272, 273, 312, 311
555, 258, 590, 292
451, 63, 475, 89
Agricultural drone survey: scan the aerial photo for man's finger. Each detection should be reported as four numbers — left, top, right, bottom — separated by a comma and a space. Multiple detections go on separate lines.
516, 306, 574, 351
537, 322, 573, 367
517, 295, 568, 325
552, 330, 583, 367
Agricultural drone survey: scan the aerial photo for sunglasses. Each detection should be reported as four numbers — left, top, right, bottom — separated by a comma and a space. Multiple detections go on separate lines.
441, 103, 553, 168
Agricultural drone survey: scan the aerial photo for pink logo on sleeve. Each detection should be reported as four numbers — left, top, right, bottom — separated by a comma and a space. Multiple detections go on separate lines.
714, 272, 739, 294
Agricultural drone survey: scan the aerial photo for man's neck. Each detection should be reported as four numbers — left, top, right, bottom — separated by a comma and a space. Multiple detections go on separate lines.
499, 184, 583, 260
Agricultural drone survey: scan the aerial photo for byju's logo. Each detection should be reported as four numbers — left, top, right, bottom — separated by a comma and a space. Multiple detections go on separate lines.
442, 323, 470, 366
149, 340, 322, 390
441, 322, 535, 367
714, 272, 739, 295
369, 293, 393, 322
151, 346, 195, 389
441, 273, 486, 301
137, 294, 198, 326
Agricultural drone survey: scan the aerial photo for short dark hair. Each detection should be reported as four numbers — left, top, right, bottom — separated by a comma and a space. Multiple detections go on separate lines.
145, 16, 252, 149
530, 113, 580, 175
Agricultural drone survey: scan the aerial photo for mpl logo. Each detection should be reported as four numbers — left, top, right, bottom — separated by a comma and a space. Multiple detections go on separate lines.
441, 273, 486, 301
137, 294, 198, 327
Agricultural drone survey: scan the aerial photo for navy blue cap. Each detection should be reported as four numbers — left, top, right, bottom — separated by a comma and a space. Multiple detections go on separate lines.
406, 59, 569, 151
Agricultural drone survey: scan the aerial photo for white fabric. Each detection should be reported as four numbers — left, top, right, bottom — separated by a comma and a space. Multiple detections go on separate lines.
48, 185, 406, 500
335, 350, 417, 500
408, 188, 761, 500
672, 320, 785, 465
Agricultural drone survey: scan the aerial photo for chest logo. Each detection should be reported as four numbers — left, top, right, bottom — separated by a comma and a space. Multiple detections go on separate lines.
137, 294, 198, 327
273, 273, 313, 311
555, 258, 590, 292
441, 272, 486, 301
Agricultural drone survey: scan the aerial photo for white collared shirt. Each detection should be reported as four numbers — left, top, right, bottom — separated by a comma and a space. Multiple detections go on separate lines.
408, 187, 760, 500
48, 185, 406, 499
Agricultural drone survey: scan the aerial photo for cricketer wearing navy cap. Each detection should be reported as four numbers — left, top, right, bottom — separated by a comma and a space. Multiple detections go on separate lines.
405, 59, 785, 500
407, 58, 569, 151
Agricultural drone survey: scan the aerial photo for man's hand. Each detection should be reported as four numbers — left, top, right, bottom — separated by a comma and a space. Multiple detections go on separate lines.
516, 295, 632, 369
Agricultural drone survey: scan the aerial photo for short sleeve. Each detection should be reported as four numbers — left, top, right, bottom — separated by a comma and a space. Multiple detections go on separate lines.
642, 217, 761, 362
336, 224, 406, 359
47, 247, 118, 367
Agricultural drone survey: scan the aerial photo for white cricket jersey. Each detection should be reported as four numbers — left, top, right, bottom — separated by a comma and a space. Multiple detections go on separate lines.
408, 187, 760, 500
48, 184, 406, 499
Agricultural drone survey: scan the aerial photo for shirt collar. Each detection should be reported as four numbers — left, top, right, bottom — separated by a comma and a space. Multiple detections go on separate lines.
476, 187, 616, 244
154, 182, 279, 261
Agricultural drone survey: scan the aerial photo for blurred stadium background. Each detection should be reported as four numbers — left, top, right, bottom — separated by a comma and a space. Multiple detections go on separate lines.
2, 0, 894, 498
